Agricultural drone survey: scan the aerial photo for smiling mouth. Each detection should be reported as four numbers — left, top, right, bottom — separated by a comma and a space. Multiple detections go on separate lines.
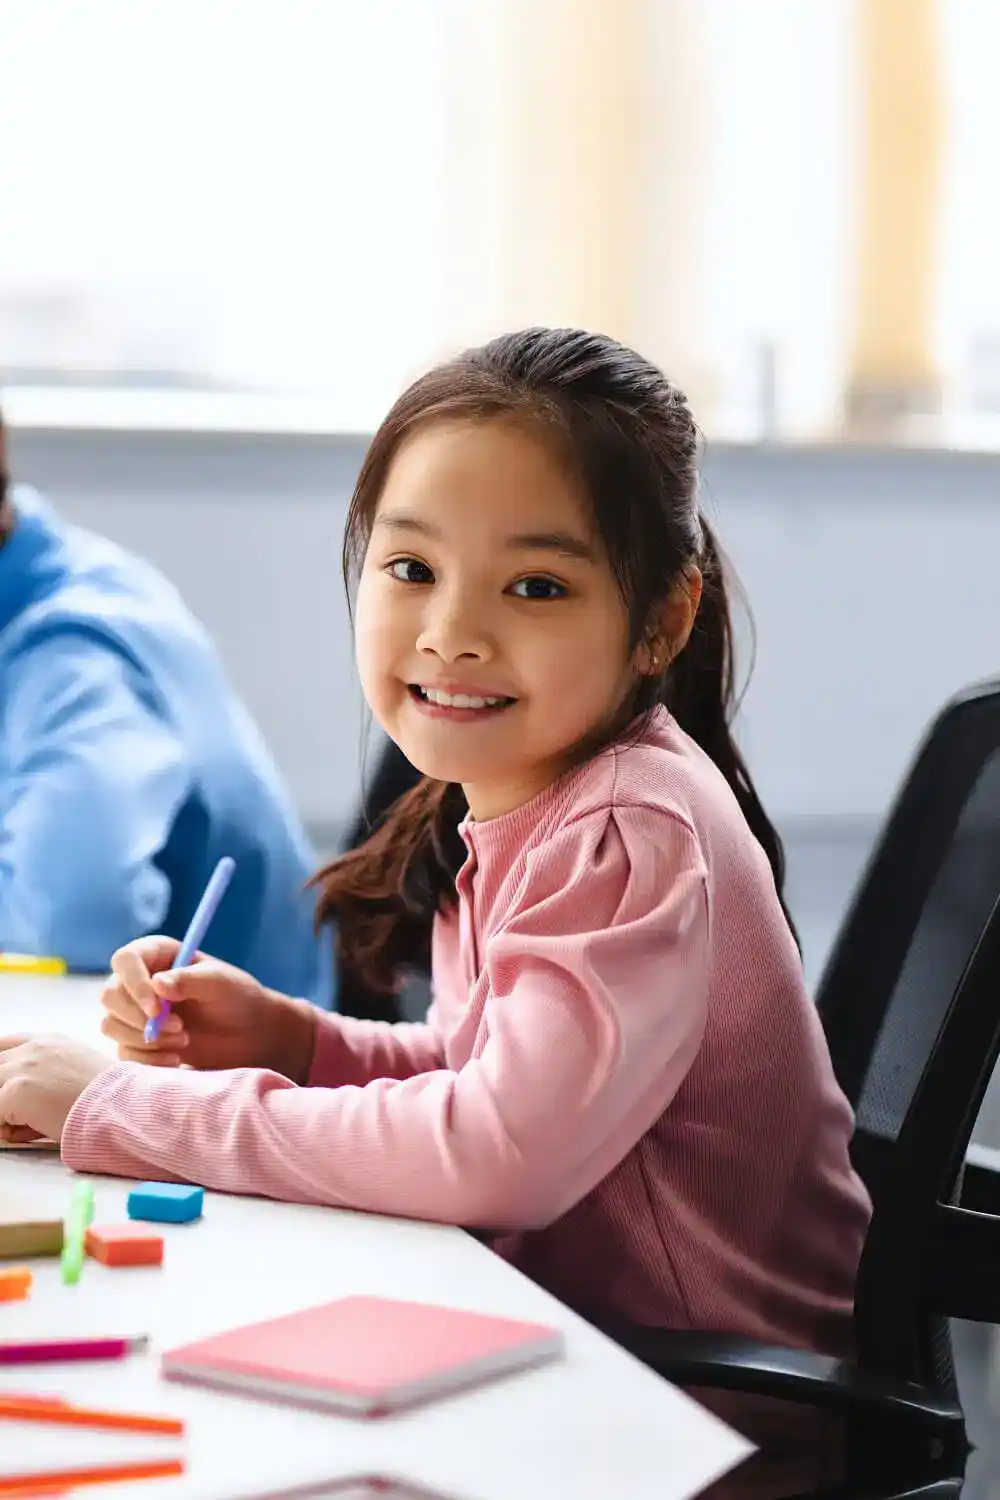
409, 684, 517, 713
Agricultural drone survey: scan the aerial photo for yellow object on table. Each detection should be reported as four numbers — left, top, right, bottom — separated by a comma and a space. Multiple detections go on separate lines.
0, 954, 67, 976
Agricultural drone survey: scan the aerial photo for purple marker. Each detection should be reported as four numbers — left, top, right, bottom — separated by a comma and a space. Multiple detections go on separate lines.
144, 856, 235, 1043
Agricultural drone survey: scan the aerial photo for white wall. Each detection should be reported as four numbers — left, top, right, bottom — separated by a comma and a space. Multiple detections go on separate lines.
9, 427, 1000, 844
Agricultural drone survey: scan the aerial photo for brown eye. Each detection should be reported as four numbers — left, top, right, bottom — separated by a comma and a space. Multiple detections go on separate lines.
387, 558, 433, 584
509, 576, 567, 600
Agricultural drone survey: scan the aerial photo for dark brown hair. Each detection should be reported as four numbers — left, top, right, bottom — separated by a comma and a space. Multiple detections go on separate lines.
314, 328, 795, 991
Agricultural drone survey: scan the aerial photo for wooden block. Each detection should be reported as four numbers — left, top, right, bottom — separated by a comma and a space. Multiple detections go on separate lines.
0, 1202, 64, 1259
0, 1266, 33, 1301
85, 1223, 164, 1268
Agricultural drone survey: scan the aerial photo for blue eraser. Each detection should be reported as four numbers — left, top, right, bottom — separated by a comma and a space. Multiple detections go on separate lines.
127, 1182, 204, 1224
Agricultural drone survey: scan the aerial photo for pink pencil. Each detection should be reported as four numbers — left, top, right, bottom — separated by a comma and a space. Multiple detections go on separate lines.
0, 1335, 149, 1366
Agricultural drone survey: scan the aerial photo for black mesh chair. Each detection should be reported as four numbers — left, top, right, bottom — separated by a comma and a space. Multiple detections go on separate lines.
816, 680, 1000, 1218
599, 682, 1000, 1483
599, 887, 1000, 1481
818, 680, 1000, 1126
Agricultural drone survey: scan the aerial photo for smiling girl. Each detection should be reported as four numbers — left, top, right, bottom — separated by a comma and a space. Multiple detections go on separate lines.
0, 329, 869, 1355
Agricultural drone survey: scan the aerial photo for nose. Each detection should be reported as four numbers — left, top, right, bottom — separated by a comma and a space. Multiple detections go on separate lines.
416, 586, 494, 663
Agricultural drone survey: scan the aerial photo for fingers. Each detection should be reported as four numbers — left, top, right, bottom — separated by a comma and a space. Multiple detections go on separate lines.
100, 970, 185, 1030
98, 973, 164, 1061
109, 945, 162, 1017
99, 1007, 184, 1046
0, 1076, 27, 1131
0, 1036, 30, 1055
109, 935, 199, 1015
99, 1012, 181, 1067
100, 1010, 185, 1065
100, 974, 176, 1029
100, 945, 207, 1070
150, 965, 211, 1005
0, 1123, 44, 1143
108, 938, 211, 1018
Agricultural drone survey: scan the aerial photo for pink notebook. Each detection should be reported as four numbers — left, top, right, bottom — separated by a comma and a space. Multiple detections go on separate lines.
161, 1296, 564, 1417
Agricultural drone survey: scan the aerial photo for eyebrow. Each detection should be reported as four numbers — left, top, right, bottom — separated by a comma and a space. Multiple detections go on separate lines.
375, 512, 595, 561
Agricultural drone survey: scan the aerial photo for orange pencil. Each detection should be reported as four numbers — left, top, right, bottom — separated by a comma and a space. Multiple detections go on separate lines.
0, 1483, 71, 1497
0, 1458, 184, 1493
0, 1485, 70, 1497
0, 1396, 183, 1436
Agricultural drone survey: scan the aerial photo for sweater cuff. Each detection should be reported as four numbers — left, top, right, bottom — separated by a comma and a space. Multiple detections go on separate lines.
61, 1062, 133, 1171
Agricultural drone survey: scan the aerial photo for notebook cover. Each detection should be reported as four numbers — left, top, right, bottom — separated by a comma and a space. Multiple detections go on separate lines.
161, 1295, 564, 1415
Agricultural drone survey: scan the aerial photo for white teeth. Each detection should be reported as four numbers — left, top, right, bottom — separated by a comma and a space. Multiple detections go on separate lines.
421, 688, 508, 709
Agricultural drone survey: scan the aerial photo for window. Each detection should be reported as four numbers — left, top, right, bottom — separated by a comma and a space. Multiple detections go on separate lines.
0, 0, 449, 424
3, 0, 999, 439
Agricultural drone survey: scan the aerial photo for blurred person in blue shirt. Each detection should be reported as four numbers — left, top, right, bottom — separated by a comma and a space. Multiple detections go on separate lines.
0, 414, 331, 1004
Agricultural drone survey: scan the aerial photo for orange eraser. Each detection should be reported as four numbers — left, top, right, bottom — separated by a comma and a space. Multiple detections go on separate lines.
85, 1223, 164, 1268
0, 1266, 32, 1301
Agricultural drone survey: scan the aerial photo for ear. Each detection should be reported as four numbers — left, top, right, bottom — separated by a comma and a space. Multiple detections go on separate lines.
637, 568, 704, 675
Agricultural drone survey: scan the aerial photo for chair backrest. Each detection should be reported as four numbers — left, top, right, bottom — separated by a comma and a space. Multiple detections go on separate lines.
815, 681, 1000, 1395
818, 679, 1000, 1126
852, 888, 1000, 1392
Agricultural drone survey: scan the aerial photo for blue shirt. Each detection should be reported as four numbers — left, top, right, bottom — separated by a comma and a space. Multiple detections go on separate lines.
0, 487, 332, 1004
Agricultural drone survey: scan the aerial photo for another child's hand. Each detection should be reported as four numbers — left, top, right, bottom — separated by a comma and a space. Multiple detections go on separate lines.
100, 936, 316, 1082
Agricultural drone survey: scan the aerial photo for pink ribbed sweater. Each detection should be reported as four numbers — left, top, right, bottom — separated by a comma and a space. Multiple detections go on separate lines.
63, 707, 870, 1349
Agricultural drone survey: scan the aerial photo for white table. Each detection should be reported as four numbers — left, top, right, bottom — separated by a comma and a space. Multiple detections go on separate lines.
0, 976, 751, 1500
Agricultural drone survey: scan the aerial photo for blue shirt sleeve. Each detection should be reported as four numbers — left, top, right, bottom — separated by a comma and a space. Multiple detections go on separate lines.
0, 628, 191, 970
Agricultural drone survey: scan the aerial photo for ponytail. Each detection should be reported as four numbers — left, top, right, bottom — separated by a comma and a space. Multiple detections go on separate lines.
313, 775, 467, 995
665, 517, 798, 945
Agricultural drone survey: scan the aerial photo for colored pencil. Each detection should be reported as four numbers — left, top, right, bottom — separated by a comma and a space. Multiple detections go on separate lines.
0, 1335, 149, 1366
144, 855, 235, 1042
0, 1395, 184, 1436
0, 1459, 184, 1493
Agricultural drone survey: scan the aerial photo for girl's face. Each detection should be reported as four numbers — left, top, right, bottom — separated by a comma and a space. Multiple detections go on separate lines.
355, 418, 643, 820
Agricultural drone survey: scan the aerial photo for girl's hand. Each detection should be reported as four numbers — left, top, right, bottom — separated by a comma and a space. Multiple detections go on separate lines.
100, 936, 317, 1083
0, 1034, 110, 1143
